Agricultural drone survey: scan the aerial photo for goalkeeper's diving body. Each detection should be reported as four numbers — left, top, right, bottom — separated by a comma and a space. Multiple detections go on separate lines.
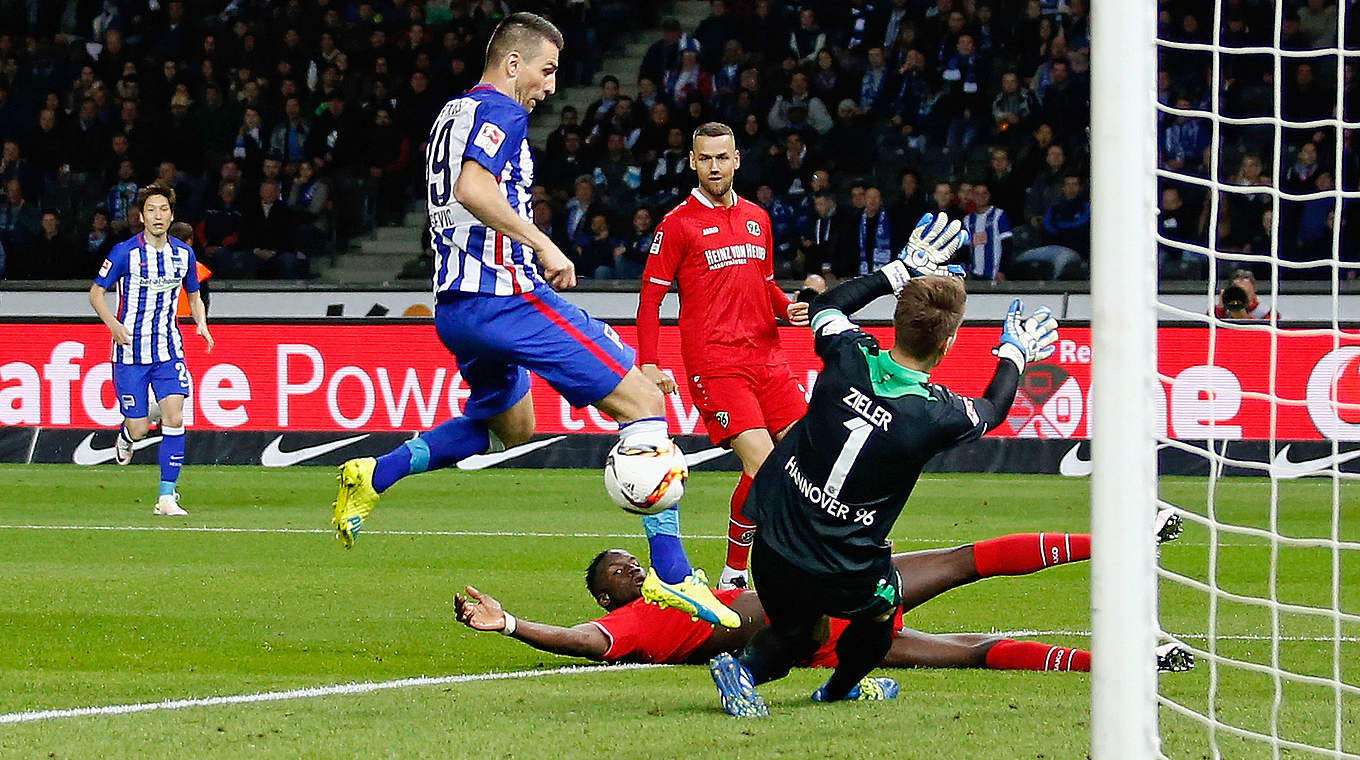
707, 216, 1066, 717
328, 11, 738, 630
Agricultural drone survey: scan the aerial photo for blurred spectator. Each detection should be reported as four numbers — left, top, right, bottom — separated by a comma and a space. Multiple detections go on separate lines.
809, 50, 849, 105
270, 96, 312, 165
766, 131, 815, 196
1283, 62, 1333, 123
233, 106, 268, 172
366, 107, 411, 226
799, 189, 851, 278
991, 72, 1039, 143
844, 185, 893, 276
239, 178, 305, 278
576, 212, 626, 279
665, 49, 715, 104
1025, 143, 1067, 228
636, 103, 676, 162
641, 19, 691, 86
21, 211, 83, 279
1158, 185, 1203, 278
858, 47, 891, 115
1296, 0, 1339, 48
0, 178, 41, 250
85, 207, 115, 263
694, 0, 738, 71
593, 133, 643, 206
0, 140, 35, 191
285, 161, 332, 255
1039, 58, 1088, 142
532, 199, 573, 257
1160, 97, 1210, 173
201, 179, 247, 277
984, 147, 1027, 224
545, 106, 581, 159
643, 127, 690, 207
621, 207, 656, 276
927, 181, 965, 224
1043, 174, 1091, 257
543, 128, 589, 192
585, 76, 622, 131
768, 72, 832, 134
963, 182, 1013, 281
823, 100, 874, 175
564, 176, 598, 248
106, 160, 139, 232
789, 7, 828, 64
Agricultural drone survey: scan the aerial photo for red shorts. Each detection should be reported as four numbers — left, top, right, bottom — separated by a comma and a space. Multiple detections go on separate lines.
803, 608, 907, 669
687, 363, 809, 446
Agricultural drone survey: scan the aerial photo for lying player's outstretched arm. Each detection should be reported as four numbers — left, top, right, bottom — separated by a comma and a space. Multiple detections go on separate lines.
453, 159, 576, 289
454, 585, 609, 660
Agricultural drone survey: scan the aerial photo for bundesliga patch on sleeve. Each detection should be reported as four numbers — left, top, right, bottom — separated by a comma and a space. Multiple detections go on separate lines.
474, 121, 507, 156
649, 230, 664, 254
98, 259, 112, 277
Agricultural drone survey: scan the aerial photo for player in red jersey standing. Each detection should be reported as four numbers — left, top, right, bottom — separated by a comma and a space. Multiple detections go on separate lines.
636, 122, 810, 590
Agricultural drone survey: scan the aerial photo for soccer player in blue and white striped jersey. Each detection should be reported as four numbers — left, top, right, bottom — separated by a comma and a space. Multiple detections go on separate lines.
89, 184, 213, 516
330, 12, 737, 628
962, 182, 1013, 281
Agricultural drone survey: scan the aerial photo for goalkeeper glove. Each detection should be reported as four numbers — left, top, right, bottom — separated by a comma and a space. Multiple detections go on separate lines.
899, 213, 969, 278
993, 298, 1059, 369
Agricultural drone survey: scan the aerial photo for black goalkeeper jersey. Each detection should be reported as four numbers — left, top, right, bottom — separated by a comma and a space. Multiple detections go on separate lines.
745, 272, 1020, 577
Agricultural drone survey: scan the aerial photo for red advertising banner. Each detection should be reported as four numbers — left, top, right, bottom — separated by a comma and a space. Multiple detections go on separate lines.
2, 322, 1359, 440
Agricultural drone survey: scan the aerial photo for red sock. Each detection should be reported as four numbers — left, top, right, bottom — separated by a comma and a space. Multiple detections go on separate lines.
725, 473, 755, 571
972, 533, 1091, 577
985, 639, 1091, 672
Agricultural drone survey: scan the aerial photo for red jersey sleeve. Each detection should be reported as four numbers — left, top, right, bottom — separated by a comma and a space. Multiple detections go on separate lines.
637, 213, 688, 366
591, 591, 743, 663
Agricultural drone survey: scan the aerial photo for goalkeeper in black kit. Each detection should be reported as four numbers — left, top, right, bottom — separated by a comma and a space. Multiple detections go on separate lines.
708, 214, 1060, 717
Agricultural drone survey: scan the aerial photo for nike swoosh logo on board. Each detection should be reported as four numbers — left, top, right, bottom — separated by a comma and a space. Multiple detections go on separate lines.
458, 436, 567, 470
261, 434, 370, 467
72, 433, 161, 466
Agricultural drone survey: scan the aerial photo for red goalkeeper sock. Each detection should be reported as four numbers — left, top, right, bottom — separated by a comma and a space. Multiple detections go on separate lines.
973, 533, 1091, 577
985, 639, 1091, 672
725, 473, 755, 571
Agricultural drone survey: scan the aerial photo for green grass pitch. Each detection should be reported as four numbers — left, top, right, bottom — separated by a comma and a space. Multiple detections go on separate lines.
0, 464, 1355, 759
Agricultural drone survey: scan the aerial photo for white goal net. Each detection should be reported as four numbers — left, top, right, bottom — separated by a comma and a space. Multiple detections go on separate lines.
1092, 1, 1358, 758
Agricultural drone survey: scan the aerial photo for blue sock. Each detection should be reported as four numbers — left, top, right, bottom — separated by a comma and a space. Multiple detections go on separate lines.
372, 416, 492, 493
642, 506, 693, 583
159, 425, 185, 494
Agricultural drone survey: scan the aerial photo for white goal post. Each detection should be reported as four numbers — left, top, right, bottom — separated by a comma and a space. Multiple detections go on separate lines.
1089, 0, 1160, 757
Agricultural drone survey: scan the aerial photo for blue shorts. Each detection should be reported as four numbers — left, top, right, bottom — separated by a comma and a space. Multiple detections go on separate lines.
113, 359, 192, 419
435, 288, 635, 417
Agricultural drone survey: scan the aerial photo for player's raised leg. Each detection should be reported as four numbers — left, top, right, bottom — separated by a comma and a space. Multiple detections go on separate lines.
595, 367, 739, 628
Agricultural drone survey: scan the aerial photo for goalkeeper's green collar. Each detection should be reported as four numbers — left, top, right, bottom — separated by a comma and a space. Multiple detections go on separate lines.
857, 344, 931, 399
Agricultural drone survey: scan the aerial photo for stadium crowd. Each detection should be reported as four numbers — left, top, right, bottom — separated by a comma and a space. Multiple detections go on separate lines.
0, 0, 1353, 284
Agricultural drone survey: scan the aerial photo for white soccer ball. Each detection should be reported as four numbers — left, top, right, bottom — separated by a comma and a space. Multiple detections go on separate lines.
604, 437, 689, 516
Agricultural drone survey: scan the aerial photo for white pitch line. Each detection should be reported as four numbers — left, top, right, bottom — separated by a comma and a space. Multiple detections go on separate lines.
0, 663, 663, 725
999, 630, 1360, 643
0, 524, 1002, 543
0, 523, 1241, 547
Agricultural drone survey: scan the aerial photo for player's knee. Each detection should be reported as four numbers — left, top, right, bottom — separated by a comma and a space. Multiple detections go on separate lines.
498, 423, 533, 449
124, 418, 150, 439
160, 409, 184, 429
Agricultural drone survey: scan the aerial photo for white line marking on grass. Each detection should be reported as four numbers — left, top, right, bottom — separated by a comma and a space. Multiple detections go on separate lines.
0, 663, 664, 725
0, 524, 969, 543
997, 629, 1360, 643
0, 524, 1249, 547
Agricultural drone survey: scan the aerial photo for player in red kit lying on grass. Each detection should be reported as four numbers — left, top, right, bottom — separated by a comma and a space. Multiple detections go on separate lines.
454, 511, 1192, 674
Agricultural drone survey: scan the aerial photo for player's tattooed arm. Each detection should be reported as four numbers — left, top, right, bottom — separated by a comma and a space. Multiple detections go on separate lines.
455, 586, 610, 660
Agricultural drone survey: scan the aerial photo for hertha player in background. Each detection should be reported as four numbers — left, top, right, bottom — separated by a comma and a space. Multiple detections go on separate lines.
88, 183, 213, 516
709, 216, 1062, 717
637, 122, 810, 590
